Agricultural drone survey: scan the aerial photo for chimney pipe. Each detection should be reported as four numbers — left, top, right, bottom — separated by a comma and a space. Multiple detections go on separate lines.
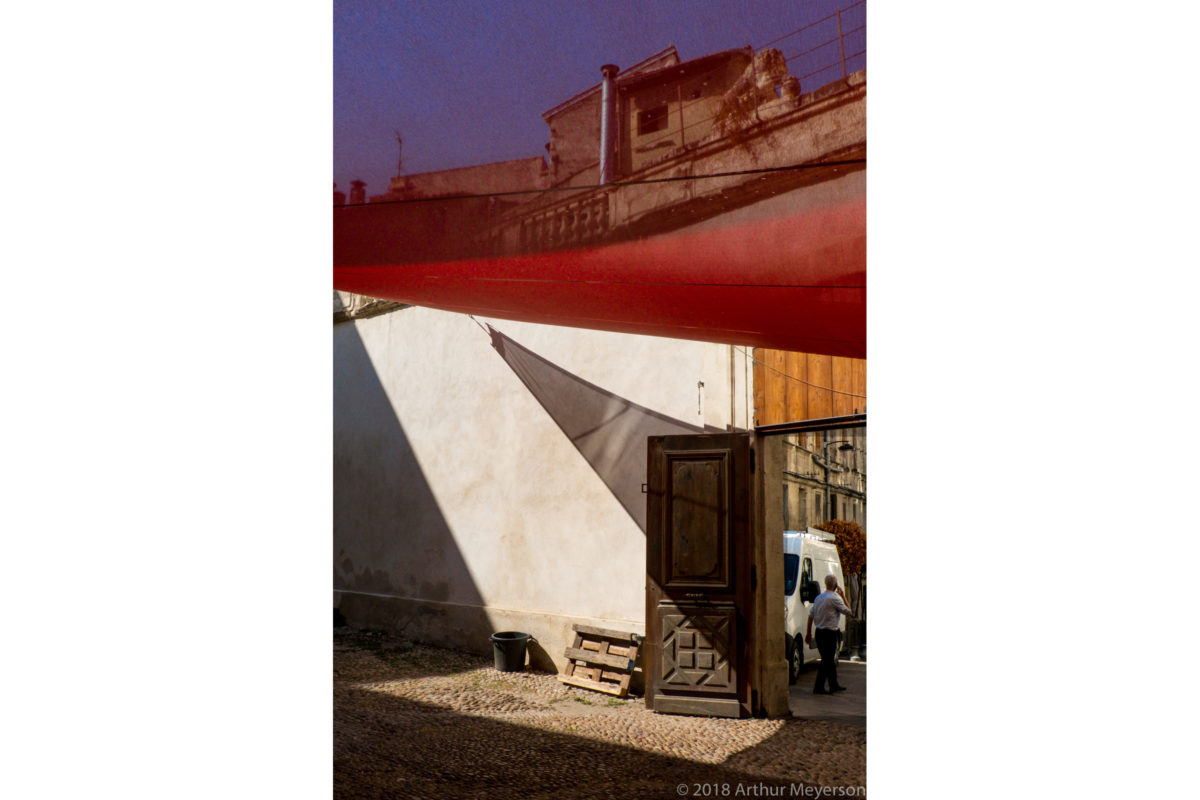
599, 64, 619, 184
349, 180, 366, 205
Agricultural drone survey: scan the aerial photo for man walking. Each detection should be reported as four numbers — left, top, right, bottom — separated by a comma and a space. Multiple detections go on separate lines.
805, 574, 854, 694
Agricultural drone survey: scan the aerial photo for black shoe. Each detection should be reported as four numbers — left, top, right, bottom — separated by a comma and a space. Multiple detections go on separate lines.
830, 685, 848, 692
813, 688, 831, 695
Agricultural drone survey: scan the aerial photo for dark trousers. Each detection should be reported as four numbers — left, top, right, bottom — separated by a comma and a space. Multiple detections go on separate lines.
813, 628, 840, 692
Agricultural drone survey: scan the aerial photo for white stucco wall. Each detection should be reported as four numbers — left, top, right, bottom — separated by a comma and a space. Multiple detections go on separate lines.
334, 308, 751, 671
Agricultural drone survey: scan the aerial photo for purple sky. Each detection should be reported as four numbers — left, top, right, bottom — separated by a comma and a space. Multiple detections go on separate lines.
334, 0, 865, 197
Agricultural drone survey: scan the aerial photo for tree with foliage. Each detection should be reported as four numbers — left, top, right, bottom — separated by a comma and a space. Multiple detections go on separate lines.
815, 519, 867, 648
814, 519, 865, 576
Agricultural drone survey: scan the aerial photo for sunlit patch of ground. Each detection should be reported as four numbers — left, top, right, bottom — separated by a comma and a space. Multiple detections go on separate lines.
334, 628, 865, 799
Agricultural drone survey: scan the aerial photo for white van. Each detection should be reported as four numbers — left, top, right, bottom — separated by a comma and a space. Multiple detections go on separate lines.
783, 529, 846, 684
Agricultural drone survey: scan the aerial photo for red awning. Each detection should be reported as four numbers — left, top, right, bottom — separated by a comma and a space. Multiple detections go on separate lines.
333, 197, 865, 358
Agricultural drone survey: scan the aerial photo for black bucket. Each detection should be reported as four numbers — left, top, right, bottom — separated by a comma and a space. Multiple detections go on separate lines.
490, 631, 533, 672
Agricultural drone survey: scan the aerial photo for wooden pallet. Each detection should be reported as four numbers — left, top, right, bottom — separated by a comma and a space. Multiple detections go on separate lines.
557, 624, 642, 698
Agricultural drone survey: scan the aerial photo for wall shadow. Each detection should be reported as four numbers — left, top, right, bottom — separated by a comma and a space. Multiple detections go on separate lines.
334, 319, 495, 663
524, 637, 557, 674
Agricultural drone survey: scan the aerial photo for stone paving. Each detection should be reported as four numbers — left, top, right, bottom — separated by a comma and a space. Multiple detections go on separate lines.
789, 660, 867, 730
335, 628, 866, 799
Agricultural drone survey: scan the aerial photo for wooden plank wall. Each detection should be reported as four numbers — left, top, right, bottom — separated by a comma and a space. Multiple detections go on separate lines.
752, 349, 866, 426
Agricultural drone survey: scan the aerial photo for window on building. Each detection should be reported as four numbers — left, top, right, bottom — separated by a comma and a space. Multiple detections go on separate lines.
829, 494, 837, 521
638, 104, 668, 135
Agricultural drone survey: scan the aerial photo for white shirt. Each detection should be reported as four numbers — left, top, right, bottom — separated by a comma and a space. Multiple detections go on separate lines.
810, 590, 852, 630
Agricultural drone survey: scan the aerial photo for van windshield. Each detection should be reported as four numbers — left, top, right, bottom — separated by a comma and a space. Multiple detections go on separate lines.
784, 554, 799, 596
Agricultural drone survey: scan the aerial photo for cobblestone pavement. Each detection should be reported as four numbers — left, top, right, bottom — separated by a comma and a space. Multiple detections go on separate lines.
335, 629, 866, 799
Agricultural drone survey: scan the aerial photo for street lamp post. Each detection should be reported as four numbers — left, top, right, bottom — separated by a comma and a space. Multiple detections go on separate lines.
822, 439, 856, 523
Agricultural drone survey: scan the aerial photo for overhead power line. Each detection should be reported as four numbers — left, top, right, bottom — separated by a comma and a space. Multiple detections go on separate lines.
757, 1, 866, 50
734, 345, 866, 398
464, 319, 865, 401
335, 158, 864, 208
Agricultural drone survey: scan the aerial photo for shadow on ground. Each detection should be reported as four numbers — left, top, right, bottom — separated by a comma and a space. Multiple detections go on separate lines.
335, 628, 508, 682
336, 686, 861, 800
335, 632, 866, 798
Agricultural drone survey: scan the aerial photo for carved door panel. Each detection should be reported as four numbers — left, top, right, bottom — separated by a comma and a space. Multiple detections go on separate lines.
646, 433, 753, 718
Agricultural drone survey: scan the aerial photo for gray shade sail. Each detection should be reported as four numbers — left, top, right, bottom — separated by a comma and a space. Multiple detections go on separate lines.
488, 325, 718, 532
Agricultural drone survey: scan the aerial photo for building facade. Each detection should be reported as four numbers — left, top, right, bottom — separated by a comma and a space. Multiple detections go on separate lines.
334, 44, 866, 675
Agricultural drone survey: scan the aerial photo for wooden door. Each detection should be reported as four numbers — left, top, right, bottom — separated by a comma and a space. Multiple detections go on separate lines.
646, 433, 754, 718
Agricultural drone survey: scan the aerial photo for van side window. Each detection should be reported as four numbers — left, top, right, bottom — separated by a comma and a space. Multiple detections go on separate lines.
784, 554, 799, 596
802, 557, 813, 586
